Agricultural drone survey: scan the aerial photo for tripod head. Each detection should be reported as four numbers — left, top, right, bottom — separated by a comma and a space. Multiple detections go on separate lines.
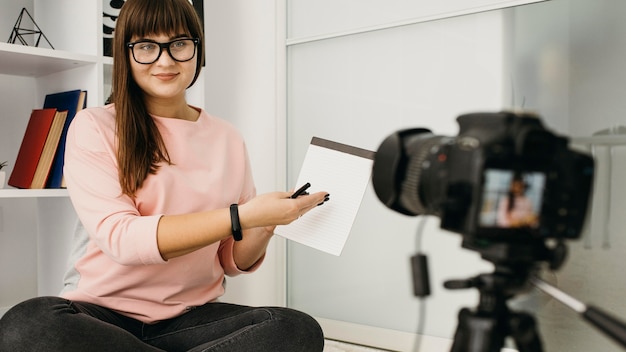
444, 238, 569, 314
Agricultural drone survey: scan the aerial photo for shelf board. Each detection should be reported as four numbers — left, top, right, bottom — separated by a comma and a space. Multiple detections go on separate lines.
0, 188, 69, 198
0, 42, 100, 77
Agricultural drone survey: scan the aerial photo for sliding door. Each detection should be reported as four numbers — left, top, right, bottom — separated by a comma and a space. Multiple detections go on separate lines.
286, 1, 626, 351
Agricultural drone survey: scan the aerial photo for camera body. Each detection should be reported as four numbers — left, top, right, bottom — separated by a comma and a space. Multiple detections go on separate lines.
372, 111, 594, 241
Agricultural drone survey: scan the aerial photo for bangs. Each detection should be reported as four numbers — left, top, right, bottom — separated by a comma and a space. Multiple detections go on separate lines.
124, 0, 198, 40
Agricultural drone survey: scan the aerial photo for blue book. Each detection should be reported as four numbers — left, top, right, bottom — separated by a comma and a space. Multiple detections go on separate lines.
43, 89, 87, 188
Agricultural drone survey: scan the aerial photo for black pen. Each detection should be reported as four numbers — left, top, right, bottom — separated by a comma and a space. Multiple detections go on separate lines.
290, 182, 311, 199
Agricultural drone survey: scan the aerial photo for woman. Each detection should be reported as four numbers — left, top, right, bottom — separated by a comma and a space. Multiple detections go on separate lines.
0, 0, 327, 351
496, 175, 538, 228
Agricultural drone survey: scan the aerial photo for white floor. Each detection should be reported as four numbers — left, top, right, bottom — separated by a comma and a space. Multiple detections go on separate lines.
324, 340, 389, 352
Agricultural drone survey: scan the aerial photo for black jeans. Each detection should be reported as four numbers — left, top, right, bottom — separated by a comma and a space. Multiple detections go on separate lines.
0, 296, 324, 352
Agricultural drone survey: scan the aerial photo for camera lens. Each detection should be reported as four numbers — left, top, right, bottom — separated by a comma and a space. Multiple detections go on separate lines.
372, 129, 449, 216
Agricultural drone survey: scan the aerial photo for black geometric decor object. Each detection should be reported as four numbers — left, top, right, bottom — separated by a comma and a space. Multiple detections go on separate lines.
7, 8, 54, 49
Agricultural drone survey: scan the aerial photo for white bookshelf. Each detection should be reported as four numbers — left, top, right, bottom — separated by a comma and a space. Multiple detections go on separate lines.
0, 0, 205, 319
0, 0, 103, 317
0, 42, 100, 77
0, 188, 69, 198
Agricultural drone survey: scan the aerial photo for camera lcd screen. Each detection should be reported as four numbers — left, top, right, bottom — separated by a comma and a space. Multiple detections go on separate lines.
478, 169, 546, 229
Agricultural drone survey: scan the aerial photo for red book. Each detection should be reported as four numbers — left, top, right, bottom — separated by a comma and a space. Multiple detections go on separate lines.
8, 108, 58, 189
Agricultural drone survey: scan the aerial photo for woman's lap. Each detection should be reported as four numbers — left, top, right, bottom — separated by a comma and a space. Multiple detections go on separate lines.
0, 296, 323, 352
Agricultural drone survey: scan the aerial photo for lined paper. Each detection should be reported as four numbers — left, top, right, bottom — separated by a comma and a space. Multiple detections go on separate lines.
275, 137, 374, 256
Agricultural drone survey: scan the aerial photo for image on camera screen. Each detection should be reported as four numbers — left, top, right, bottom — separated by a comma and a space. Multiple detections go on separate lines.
478, 169, 546, 229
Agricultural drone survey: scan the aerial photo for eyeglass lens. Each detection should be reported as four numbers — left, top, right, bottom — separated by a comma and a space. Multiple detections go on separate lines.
131, 39, 196, 64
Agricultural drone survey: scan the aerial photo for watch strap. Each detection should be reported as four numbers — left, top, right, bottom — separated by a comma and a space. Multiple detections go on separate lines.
229, 204, 243, 241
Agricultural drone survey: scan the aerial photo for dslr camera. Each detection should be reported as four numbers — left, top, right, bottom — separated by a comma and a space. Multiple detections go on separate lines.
372, 111, 594, 243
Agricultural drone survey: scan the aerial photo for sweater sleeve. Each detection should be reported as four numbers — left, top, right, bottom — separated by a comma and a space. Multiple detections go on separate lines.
216, 142, 264, 276
218, 238, 265, 276
64, 109, 166, 266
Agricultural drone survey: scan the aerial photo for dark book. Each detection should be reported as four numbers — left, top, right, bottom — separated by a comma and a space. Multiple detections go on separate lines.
8, 108, 58, 189
43, 89, 87, 188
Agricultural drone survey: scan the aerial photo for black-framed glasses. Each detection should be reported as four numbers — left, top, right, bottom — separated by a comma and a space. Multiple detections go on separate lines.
126, 38, 199, 64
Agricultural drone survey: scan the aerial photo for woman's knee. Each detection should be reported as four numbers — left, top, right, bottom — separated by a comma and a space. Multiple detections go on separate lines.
270, 307, 324, 350
0, 296, 72, 346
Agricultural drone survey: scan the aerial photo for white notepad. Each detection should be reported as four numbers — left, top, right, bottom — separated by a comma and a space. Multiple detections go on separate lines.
275, 137, 375, 256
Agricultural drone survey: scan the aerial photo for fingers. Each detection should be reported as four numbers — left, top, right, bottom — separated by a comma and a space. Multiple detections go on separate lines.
317, 193, 330, 206
242, 190, 330, 227
293, 191, 330, 219
294, 191, 328, 207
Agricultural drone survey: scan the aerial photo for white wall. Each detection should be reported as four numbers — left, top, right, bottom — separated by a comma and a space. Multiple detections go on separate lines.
203, 0, 287, 307
1, 1, 34, 44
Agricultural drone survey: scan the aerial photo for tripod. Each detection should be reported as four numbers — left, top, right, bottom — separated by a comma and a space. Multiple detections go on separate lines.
446, 269, 542, 352
437, 239, 561, 352
438, 238, 626, 352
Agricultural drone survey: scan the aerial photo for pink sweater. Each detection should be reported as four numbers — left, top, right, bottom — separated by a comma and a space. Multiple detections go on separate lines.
61, 104, 260, 323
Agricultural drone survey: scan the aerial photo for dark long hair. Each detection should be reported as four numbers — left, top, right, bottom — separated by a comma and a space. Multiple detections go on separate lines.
507, 174, 527, 211
110, 0, 204, 197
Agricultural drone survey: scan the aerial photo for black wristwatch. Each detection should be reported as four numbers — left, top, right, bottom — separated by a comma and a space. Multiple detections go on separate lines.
229, 204, 243, 241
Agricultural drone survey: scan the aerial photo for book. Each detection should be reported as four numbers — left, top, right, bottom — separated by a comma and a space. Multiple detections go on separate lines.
8, 108, 58, 189
59, 90, 87, 188
43, 89, 87, 188
30, 110, 68, 189
274, 137, 374, 256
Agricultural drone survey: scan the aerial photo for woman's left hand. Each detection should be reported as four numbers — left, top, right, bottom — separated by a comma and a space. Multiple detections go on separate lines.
237, 190, 329, 230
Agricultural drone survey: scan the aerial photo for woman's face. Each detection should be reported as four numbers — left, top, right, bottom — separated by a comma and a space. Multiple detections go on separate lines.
128, 33, 197, 102
511, 180, 525, 195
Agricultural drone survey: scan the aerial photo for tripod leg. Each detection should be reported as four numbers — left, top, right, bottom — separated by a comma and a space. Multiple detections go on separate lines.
450, 308, 506, 352
450, 308, 470, 352
509, 312, 543, 352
